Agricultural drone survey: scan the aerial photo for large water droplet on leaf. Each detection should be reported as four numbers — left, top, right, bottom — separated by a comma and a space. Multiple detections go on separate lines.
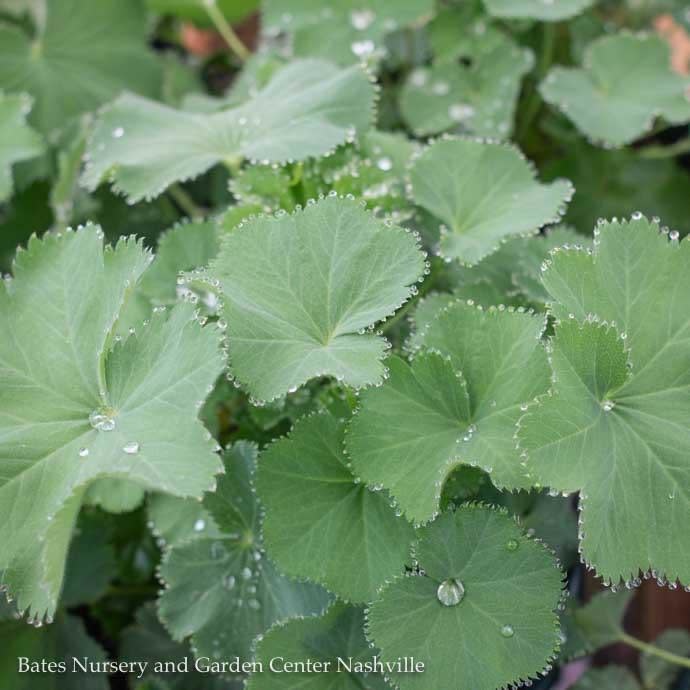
437, 578, 465, 607
89, 409, 116, 432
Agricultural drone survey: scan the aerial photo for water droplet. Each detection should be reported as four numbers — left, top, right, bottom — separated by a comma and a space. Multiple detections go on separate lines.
602, 400, 615, 412
351, 39, 375, 58
123, 441, 140, 455
437, 578, 465, 607
89, 409, 116, 432
78, 447, 89, 458
506, 539, 519, 552
448, 103, 475, 122
350, 8, 375, 30
500, 624, 514, 638
377, 156, 393, 172
432, 81, 450, 96
410, 69, 427, 87
112, 127, 124, 139
248, 598, 261, 610
241, 567, 252, 580
193, 519, 206, 532
223, 574, 236, 590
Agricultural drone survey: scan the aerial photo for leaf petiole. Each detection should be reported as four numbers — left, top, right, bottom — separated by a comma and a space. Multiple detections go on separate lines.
620, 632, 690, 670
202, 0, 251, 63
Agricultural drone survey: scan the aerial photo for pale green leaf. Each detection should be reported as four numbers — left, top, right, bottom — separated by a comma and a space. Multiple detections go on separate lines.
148, 494, 223, 550
205, 196, 425, 402
400, 39, 533, 138
158, 442, 331, 662
263, 0, 433, 65
484, 0, 595, 20
84, 477, 146, 514
347, 302, 549, 523
82, 60, 376, 202
519, 217, 690, 585
0, 92, 44, 201
257, 413, 415, 602
540, 34, 690, 146
246, 603, 391, 690
368, 505, 563, 690
409, 138, 573, 264
641, 630, 690, 688
0, 227, 223, 620
0, 0, 161, 135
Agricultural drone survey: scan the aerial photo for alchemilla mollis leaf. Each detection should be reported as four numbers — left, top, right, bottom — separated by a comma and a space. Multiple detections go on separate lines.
368, 505, 564, 690
257, 412, 415, 602
0, 226, 223, 620
519, 217, 690, 586
541, 34, 690, 147
157, 442, 331, 664
204, 196, 426, 402
347, 302, 550, 524
409, 137, 573, 264
483, 0, 595, 21
0, 92, 44, 201
0, 0, 161, 135
82, 60, 376, 202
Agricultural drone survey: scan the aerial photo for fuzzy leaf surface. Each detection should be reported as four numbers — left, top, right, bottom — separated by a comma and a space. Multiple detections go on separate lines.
0, 0, 160, 134
0, 92, 44, 200
0, 227, 223, 620
347, 302, 549, 523
540, 35, 690, 146
158, 443, 331, 662
82, 60, 375, 202
409, 138, 572, 264
206, 196, 425, 402
519, 218, 690, 585
368, 505, 563, 690
257, 413, 415, 602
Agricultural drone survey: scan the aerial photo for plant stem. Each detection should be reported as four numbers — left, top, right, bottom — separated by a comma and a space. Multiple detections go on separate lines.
518, 22, 556, 141
638, 138, 690, 159
169, 183, 204, 220
202, 0, 251, 62
621, 632, 690, 669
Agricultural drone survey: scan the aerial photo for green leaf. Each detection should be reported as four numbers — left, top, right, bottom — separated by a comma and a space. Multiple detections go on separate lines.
483, 0, 595, 20
400, 39, 533, 138
347, 302, 549, 524
561, 589, 632, 658
540, 34, 690, 147
158, 442, 332, 663
0, 0, 161, 135
82, 60, 376, 202
257, 412, 415, 602
571, 666, 640, 690
247, 603, 392, 690
0, 92, 43, 201
0, 227, 223, 620
409, 137, 573, 264
522, 493, 579, 567
0, 610, 108, 690
147, 0, 259, 25
205, 196, 425, 402
84, 477, 146, 514
148, 494, 223, 550
263, 0, 433, 65
368, 505, 564, 690
519, 217, 690, 585
641, 630, 690, 688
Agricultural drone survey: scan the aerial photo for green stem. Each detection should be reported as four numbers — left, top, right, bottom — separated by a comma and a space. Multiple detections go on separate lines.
620, 632, 690, 670
518, 22, 556, 141
638, 138, 690, 159
169, 183, 205, 220
202, 0, 251, 62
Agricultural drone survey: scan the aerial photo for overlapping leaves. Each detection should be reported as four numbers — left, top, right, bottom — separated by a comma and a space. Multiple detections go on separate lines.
204, 196, 426, 402
0, 227, 223, 620
257, 413, 415, 602
158, 442, 331, 663
368, 505, 564, 690
347, 301, 550, 524
519, 217, 690, 585
0, 0, 161, 134
409, 138, 573, 264
83, 60, 376, 202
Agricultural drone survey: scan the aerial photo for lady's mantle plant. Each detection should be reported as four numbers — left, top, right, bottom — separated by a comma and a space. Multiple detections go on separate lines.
1, 1, 690, 689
